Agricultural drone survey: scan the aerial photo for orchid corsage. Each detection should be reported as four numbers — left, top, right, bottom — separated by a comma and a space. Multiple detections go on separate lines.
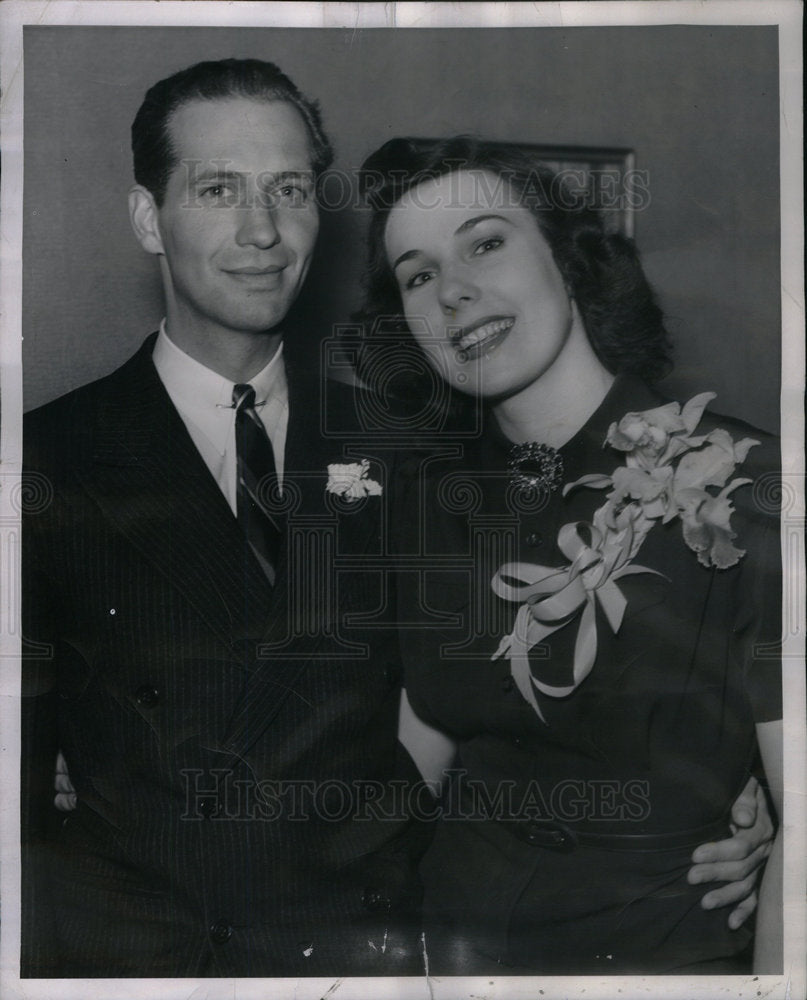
491, 392, 759, 722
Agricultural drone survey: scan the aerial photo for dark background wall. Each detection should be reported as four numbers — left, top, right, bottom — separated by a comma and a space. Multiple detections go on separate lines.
23, 25, 780, 431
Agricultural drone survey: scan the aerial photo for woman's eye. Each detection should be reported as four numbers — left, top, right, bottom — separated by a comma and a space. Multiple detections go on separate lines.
473, 236, 503, 255
405, 270, 434, 291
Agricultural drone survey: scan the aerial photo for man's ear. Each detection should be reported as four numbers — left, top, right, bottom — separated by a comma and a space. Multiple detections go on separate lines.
129, 185, 164, 256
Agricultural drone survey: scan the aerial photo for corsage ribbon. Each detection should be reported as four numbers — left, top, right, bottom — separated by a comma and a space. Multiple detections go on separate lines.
490, 392, 757, 724
491, 520, 660, 721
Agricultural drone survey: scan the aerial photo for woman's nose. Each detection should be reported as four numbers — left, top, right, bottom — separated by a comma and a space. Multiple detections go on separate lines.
235, 204, 281, 249
438, 266, 478, 314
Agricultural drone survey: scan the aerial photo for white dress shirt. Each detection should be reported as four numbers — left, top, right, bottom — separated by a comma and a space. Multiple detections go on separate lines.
152, 321, 288, 517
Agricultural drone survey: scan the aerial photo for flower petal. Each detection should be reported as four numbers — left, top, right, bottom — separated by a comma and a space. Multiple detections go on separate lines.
563, 473, 613, 496
674, 433, 740, 492
680, 392, 716, 434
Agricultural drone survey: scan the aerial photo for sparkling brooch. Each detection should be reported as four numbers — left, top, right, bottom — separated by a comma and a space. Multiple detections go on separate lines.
507, 442, 564, 494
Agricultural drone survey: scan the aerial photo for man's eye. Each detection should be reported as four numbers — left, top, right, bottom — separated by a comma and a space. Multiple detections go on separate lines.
200, 184, 229, 200
275, 184, 309, 205
473, 236, 503, 255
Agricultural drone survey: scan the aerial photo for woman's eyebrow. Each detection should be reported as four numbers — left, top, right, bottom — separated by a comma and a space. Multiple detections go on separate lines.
454, 213, 511, 236
392, 248, 422, 272
392, 214, 512, 272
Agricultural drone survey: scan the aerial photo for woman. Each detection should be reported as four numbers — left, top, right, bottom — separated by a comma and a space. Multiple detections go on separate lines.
358, 137, 782, 975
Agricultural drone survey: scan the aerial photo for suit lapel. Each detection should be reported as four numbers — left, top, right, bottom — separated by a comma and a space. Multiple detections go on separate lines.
220, 359, 386, 760
77, 337, 274, 651
263, 358, 383, 648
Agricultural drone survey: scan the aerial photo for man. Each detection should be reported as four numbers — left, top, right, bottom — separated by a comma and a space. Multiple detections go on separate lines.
22, 58, 770, 978
22, 59, 421, 978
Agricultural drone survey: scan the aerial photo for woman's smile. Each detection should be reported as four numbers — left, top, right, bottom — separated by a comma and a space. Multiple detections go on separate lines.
454, 316, 515, 359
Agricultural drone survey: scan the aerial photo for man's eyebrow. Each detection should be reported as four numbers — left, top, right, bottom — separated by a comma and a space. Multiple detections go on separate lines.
191, 168, 245, 184
189, 169, 314, 185
264, 170, 315, 185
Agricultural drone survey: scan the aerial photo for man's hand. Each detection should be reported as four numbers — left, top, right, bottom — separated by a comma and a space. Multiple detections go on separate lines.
687, 776, 774, 929
54, 751, 77, 812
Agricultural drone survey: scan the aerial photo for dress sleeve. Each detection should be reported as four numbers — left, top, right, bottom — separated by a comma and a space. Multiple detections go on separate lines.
736, 439, 782, 723
388, 453, 457, 734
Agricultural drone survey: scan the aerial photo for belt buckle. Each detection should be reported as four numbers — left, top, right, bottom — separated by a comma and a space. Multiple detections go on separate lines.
521, 819, 578, 853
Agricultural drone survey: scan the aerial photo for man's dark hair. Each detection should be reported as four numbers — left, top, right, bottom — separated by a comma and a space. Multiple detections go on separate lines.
131, 58, 334, 204
356, 136, 672, 411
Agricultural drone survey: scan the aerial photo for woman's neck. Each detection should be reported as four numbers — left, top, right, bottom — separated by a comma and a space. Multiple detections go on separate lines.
491, 314, 615, 449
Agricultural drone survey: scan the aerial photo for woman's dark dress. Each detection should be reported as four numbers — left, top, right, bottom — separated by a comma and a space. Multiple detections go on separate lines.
394, 376, 781, 975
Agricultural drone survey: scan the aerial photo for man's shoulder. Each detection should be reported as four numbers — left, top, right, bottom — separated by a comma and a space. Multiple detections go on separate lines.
24, 335, 158, 459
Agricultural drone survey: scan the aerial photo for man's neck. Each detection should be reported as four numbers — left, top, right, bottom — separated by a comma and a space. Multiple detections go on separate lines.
164, 319, 283, 384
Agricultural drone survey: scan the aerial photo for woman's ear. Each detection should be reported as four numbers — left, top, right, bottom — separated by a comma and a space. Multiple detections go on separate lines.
129, 185, 164, 256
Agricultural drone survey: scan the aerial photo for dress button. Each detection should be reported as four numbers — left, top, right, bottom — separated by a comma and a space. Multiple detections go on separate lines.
525, 823, 572, 850
210, 921, 232, 944
135, 685, 160, 707
362, 887, 392, 913
525, 532, 543, 547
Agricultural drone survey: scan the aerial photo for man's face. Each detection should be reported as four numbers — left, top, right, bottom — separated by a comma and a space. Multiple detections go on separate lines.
149, 96, 320, 343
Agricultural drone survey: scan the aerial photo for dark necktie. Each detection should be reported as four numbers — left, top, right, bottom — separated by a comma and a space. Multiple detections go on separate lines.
232, 383, 281, 584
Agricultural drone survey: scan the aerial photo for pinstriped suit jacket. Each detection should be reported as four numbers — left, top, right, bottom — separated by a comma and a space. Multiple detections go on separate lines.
21, 334, 423, 977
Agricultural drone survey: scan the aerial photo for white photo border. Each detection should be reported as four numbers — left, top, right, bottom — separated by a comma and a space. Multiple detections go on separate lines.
1, 3, 803, 1000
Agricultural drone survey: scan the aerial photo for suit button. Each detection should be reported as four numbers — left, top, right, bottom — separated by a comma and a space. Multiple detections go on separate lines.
232, 637, 255, 659
199, 797, 217, 818
135, 685, 160, 707
210, 921, 232, 944
362, 887, 392, 913
525, 532, 543, 547
501, 675, 514, 693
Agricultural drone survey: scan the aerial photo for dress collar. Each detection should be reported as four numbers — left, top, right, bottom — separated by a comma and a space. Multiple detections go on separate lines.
479, 374, 664, 484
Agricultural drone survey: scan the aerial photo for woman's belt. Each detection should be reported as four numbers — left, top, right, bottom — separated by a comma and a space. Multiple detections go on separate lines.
499, 815, 731, 853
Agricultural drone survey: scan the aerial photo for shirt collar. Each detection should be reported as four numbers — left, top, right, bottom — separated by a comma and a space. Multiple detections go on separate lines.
153, 320, 288, 455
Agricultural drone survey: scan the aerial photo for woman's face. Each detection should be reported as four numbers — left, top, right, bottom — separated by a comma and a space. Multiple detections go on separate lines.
383, 169, 576, 402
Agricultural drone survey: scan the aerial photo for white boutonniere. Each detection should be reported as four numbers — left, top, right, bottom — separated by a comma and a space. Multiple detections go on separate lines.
491, 392, 759, 722
326, 459, 382, 501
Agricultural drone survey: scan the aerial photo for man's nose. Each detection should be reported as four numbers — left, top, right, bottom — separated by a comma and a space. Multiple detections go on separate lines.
438, 266, 479, 314
235, 200, 281, 249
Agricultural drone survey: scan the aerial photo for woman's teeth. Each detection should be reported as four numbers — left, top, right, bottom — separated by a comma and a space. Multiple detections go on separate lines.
456, 317, 515, 352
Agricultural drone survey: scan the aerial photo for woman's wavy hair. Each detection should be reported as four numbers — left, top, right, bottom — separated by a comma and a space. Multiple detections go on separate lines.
356, 136, 672, 412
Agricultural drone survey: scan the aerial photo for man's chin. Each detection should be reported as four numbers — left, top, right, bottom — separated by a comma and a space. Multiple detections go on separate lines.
219, 309, 292, 338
